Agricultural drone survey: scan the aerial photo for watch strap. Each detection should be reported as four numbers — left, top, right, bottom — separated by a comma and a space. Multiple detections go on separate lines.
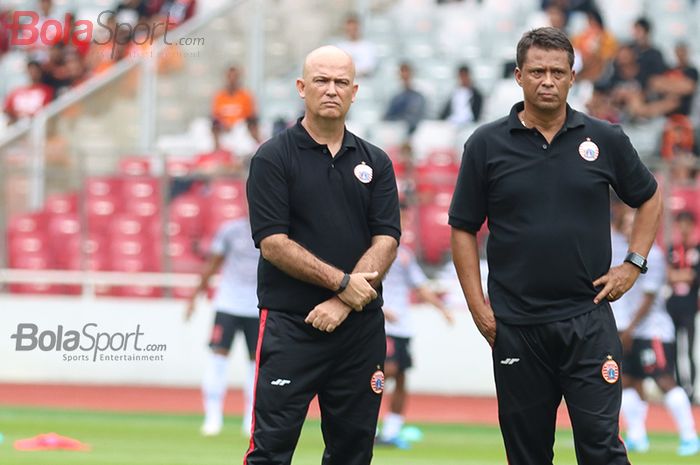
624, 252, 648, 274
336, 273, 351, 294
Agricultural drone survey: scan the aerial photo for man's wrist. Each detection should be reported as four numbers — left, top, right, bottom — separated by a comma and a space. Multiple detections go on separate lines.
335, 273, 351, 294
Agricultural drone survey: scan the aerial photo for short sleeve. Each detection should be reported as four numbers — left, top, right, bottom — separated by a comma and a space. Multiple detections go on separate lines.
209, 223, 229, 256
367, 155, 401, 241
449, 133, 488, 233
609, 126, 657, 208
405, 250, 429, 288
246, 150, 290, 247
639, 247, 665, 294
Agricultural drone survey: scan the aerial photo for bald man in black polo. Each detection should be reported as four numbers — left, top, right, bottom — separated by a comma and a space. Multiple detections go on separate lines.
244, 46, 400, 465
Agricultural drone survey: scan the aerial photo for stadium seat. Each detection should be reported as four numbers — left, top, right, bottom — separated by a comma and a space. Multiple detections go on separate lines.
121, 176, 160, 201
9, 232, 50, 264
209, 178, 246, 202
417, 203, 451, 264
109, 255, 163, 298
205, 200, 246, 236
169, 194, 205, 237
124, 197, 160, 223
7, 253, 63, 295
47, 213, 81, 268
86, 195, 119, 234
85, 176, 122, 198
7, 212, 45, 239
44, 192, 78, 216
110, 214, 147, 240
118, 156, 152, 177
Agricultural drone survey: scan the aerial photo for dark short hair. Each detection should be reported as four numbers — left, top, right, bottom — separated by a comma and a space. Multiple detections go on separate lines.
458, 64, 471, 74
516, 27, 575, 69
635, 17, 651, 34
588, 9, 604, 28
27, 60, 42, 69
676, 210, 696, 223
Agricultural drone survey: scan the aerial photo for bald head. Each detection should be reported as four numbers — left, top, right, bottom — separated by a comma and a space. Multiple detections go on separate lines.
296, 45, 359, 122
302, 45, 356, 80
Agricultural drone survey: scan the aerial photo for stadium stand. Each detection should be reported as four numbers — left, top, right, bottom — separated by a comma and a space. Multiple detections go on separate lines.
1, 0, 700, 298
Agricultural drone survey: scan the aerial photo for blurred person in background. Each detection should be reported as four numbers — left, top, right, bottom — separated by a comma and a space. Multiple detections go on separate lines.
185, 216, 259, 437
440, 64, 483, 126
376, 203, 454, 449
336, 13, 377, 78
631, 17, 667, 91
611, 206, 699, 456
572, 9, 617, 82
211, 65, 256, 131
4, 60, 54, 124
384, 62, 426, 134
585, 81, 620, 123
667, 211, 700, 402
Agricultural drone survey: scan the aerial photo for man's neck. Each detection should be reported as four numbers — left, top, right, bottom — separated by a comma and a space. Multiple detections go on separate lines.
520, 104, 567, 135
301, 115, 345, 148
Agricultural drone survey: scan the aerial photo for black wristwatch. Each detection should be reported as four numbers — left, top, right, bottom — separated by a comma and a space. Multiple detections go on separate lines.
624, 252, 648, 274
336, 273, 351, 294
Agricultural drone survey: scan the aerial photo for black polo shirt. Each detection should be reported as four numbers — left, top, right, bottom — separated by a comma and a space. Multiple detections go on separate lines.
449, 102, 657, 325
247, 119, 401, 314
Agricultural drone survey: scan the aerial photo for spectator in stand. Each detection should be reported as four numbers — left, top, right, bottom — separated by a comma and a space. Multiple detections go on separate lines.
4, 61, 54, 124
384, 62, 426, 134
193, 119, 240, 176
572, 9, 617, 82
152, 0, 196, 27
336, 14, 378, 78
440, 65, 483, 126
42, 44, 70, 95
631, 18, 667, 91
667, 211, 700, 402
585, 82, 621, 124
211, 65, 256, 131
648, 43, 699, 117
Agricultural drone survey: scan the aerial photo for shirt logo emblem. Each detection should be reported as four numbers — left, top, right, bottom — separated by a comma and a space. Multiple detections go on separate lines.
354, 162, 373, 184
578, 138, 599, 162
370, 369, 384, 394
601, 356, 619, 384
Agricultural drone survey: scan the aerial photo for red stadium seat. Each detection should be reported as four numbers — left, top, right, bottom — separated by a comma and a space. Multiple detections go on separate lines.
166, 157, 194, 177
125, 197, 159, 222
166, 236, 205, 299
109, 255, 163, 298
415, 150, 460, 198
205, 200, 245, 236
8, 253, 63, 294
86, 195, 119, 234
44, 192, 78, 215
209, 178, 246, 202
9, 231, 50, 264
169, 194, 205, 237
418, 203, 451, 264
118, 156, 152, 177
47, 214, 81, 268
121, 176, 159, 200
85, 176, 122, 198
110, 214, 147, 239
7, 212, 45, 239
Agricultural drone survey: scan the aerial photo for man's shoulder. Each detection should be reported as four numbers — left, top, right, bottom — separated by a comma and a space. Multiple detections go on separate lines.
469, 114, 510, 140
576, 110, 626, 137
252, 128, 292, 163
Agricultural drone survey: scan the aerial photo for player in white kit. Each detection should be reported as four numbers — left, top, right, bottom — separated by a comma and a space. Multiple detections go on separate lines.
185, 217, 260, 436
611, 205, 699, 456
376, 205, 454, 447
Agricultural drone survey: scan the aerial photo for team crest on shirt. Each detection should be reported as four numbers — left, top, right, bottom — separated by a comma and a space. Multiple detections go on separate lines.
370, 369, 385, 394
354, 162, 373, 184
578, 138, 600, 162
601, 355, 620, 384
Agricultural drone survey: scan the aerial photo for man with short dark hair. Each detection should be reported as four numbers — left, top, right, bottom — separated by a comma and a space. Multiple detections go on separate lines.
384, 62, 426, 134
450, 27, 662, 464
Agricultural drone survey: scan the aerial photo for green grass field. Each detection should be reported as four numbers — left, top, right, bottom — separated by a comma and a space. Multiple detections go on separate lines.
0, 407, 695, 464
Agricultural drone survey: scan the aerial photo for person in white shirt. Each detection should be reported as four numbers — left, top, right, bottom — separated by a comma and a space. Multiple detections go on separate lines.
611, 204, 699, 456
185, 217, 260, 437
376, 205, 453, 448
440, 65, 483, 126
335, 14, 378, 78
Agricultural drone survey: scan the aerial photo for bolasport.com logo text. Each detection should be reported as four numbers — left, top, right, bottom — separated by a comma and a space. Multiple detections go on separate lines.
10, 323, 167, 363
3, 10, 205, 59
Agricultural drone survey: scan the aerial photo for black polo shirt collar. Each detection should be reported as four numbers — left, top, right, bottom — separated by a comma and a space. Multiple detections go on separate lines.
291, 117, 357, 150
507, 101, 585, 133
